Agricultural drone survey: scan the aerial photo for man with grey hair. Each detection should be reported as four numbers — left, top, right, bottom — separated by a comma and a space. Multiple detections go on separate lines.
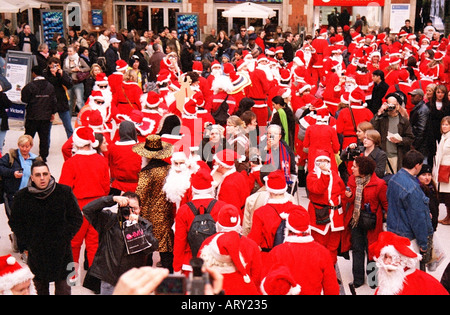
149, 43, 165, 82
262, 124, 297, 188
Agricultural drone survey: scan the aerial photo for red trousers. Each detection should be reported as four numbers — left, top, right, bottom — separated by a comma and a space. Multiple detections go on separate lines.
311, 230, 342, 265
71, 197, 99, 267
251, 105, 270, 127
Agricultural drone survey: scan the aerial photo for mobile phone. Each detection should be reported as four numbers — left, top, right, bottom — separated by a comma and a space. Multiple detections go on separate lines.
18, 168, 23, 174
155, 274, 186, 295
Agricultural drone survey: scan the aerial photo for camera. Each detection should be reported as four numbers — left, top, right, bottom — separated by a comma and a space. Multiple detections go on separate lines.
346, 146, 361, 160
119, 205, 131, 217
155, 258, 209, 295
386, 104, 396, 111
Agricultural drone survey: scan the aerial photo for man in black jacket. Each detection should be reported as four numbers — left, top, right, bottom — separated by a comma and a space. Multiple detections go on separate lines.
43, 57, 74, 139
83, 192, 158, 295
21, 66, 57, 162
9, 161, 83, 295
409, 89, 430, 161
368, 69, 389, 114
105, 38, 121, 76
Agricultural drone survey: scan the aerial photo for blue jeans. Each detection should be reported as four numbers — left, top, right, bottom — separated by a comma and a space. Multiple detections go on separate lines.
67, 82, 85, 112
100, 281, 115, 295
58, 110, 74, 138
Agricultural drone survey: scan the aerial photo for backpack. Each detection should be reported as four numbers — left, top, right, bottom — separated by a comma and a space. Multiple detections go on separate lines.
269, 205, 286, 248
187, 199, 218, 257
211, 95, 229, 126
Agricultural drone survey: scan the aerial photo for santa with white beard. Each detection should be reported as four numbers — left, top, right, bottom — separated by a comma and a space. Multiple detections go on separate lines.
162, 151, 196, 211
369, 231, 448, 295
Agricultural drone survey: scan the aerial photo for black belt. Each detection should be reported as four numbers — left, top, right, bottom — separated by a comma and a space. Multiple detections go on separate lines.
250, 97, 267, 101
312, 202, 342, 210
261, 248, 271, 253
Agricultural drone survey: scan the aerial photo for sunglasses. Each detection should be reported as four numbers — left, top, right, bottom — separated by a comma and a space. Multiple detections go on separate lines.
98, 85, 108, 89
95, 100, 105, 105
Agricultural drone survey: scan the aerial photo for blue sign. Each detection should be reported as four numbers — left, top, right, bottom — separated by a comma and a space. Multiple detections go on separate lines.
41, 10, 65, 46
92, 9, 103, 26
176, 13, 199, 39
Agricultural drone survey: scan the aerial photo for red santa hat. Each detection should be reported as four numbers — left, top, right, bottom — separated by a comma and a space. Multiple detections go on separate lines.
213, 149, 239, 169
275, 46, 284, 54
192, 61, 203, 73
236, 59, 246, 71
257, 54, 269, 63
260, 265, 301, 295
351, 32, 361, 41
72, 126, 99, 148
191, 167, 215, 195
157, 70, 171, 85
200, 232, 251, 283
264, 170, 288, 194
369, 231, 419, 261
314, 149, 332, 163
116, 59, 128, 71
349, 87, 366, 106
144, 91, 162, 109
266, 47, 276, 56
319, 28, 328, 36
340, 91, 350, 105
211, 60, 222, 70
116, 110, 155, 136
95, 73, 108, 85
316, 107, 330, 124
398, 30, 408, 38
298, 83, 312, 95
183, 99, 197, 116
0, 254, 34, 293
91, 90, 105, 101
434, 51, 444, 61
285, 206, 311, 235
398, 69, 410, 82
279, 68, 291, 83
389, 56, 401, 66
216, 204, 241, 233
80, 109, 103, 129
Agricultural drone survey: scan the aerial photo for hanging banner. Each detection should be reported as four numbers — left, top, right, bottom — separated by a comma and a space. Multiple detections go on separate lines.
41, 10, 65, 46
176, 13, 199, 40
313, 0, 385, 6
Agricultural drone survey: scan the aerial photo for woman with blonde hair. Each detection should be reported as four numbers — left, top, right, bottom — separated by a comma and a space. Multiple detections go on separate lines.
83, 63, 103, 101
116, 69, 143, 115
226, 115, 249, 171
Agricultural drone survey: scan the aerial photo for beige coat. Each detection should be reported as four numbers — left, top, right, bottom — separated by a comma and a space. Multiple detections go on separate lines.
433, 131, 450, 193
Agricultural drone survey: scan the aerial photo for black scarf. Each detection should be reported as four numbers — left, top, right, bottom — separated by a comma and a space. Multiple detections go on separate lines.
27, 176, 57, 199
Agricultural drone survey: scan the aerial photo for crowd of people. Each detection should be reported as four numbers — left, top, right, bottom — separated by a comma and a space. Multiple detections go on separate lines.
1, 18, 450, 295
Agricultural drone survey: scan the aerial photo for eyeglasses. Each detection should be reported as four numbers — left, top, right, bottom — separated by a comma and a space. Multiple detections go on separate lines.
98, 85, 108, 89
241, 29, 246, 32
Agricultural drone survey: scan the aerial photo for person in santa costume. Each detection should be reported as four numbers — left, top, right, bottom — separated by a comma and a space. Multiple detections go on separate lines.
92, 72, 113, 105
0, 254, 36, 295
209, 74, 238, 124
310, 28, 330, 87
59, 126, 110, 274
156, 69, 177, 113
116, 109, 155, 143
303, 107, 340, 174
173, 167, 227, 276
245, 54, 271, 127
108, 59, 128, 97
223, 62, 251, 108
107, 120, 141, 195
260, 264, 301, 295
140, 91, 164, 135
306, 151, 347, 265
336, 87, 374, 154
192, 61, 211, 103
369, 231, 449, 295
247, 169, 302, 257
264, 206, 340, 295
322, 59, 345, 116
212, 149, 250, 218
383, 69, 413, 114
160, 51, 182, 85
199, 229, 261, 295
162, 151, 195, 211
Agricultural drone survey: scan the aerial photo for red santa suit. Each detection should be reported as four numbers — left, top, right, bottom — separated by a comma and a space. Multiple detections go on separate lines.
141, 92, 164, 135
303, 108, 340, 174
322, 61, 344, 116
306, 152, 346, 265
199, 231, 261, 295
245, 55, 271, 127
192, 61, 211, 103
108, 137, 141, 193
173, 169, 227, 275
369, 231, 449, 295
264, 207, 340, 295
108, 60, 127, 98
59, 127, 110, 267
310, 29, 330, 85
247, 170, 300, 256
114, 80, 143, 117
223, 63, 251, 110
212, 149, 251, 218
336, 88, 374, 150
383, 69, 413, 113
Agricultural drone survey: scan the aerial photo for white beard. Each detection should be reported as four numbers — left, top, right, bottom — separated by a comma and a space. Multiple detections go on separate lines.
303, 50, 312, 68
211, 68, 222, 77
376, 260, 406, 295
257, 64, 274, 81
163, 167, 192, 206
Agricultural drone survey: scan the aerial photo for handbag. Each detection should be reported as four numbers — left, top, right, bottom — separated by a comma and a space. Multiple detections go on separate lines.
357, 203, 377, 230
76, 71, 90, 83
312, 202, 331, 225
438, 165, 450, 183
122, 221, 152, 255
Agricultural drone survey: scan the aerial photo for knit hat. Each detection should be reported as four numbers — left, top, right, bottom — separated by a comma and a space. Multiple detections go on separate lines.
72, 126, 99, 148
216, 204, 241, 232
191, 167, 215, 195
417, 164, 432, 177
213, 149, 239, 169
200, 232, 251, 283
264, 170, 287, 194
116, 59, 128, 71
0, 255, 34, 293
260, 265, 301, 295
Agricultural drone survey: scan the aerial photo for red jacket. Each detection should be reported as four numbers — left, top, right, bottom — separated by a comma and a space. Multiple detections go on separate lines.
108, 141, 141, 193
341, 173, 388, 253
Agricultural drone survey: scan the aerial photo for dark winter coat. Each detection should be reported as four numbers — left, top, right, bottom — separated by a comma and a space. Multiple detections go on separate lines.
9, 183, 83, 281
21, 77, 57, 120
83, 195, 159, 286
43, 68, 73, 112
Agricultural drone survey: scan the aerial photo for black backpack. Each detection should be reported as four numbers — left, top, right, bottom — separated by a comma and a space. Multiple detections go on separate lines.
211, 95, 229, 126
187, 200, 218, 257
269, 205, 286, 248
